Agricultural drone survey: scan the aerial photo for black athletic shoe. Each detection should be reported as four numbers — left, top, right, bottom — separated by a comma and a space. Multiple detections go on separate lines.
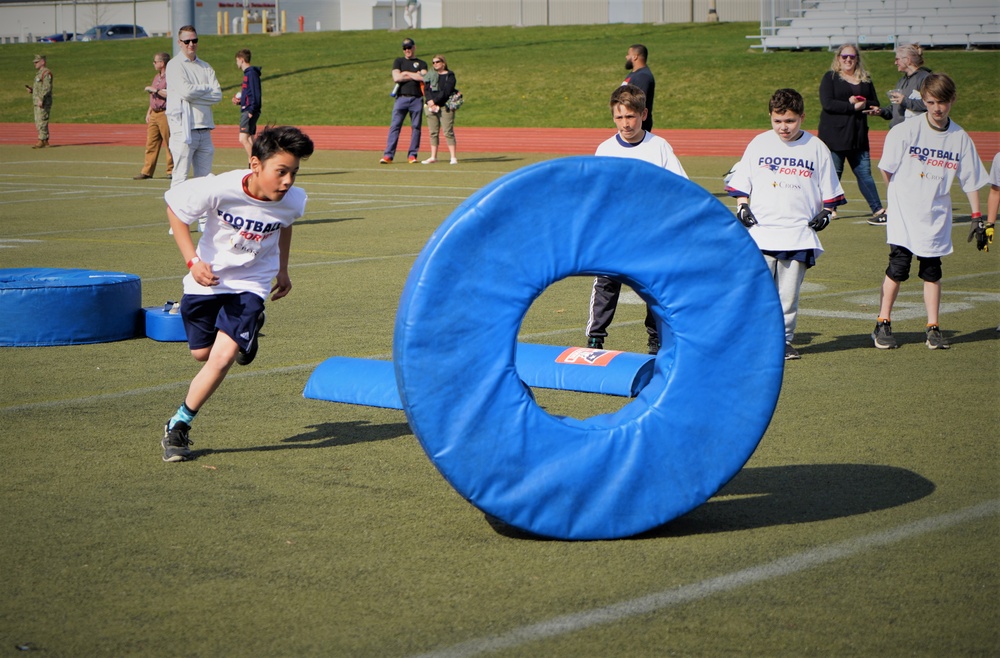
162, 421, 193, 462
784, 342, 801, 360
236, 311, 265, 366
647, 336, 660, 355
586, 336, 604, 350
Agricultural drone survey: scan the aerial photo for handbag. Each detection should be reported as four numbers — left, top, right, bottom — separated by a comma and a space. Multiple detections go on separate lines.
445, 90, 464, 111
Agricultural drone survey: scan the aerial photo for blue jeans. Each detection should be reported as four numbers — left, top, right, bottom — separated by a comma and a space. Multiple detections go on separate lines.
384, 95, 423, 159
830, 149, 883, 214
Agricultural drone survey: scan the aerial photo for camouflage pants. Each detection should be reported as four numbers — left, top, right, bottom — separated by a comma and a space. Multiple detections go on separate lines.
34, 105, 50, 141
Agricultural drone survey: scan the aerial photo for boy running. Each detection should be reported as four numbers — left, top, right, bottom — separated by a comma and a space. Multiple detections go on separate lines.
161, 125, 314, 462
726, 88, 846, 360
586, 83, 688, 354
873, 73, 988, 350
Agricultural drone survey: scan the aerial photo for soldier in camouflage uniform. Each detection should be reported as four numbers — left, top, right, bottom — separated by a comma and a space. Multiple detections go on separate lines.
27, 54, 53, 148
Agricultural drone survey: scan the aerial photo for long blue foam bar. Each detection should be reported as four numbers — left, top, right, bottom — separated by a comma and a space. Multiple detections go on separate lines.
303, 344, 656, 409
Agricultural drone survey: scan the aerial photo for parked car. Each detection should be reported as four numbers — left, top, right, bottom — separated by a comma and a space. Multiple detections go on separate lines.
79, 24, 149, 41
36, 32, 81, 43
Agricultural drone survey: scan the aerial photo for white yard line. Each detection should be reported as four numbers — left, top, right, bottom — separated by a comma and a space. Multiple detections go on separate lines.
410, 499, 1000, 658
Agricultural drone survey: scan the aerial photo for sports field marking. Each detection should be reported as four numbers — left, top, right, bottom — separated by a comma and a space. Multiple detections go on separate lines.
410, 498, 1000, 658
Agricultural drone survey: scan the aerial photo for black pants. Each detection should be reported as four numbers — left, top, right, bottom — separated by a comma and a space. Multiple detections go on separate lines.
586, 276, 657, 340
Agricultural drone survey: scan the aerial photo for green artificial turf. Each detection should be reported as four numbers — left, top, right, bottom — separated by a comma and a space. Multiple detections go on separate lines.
2, 143, 998, 656
1, 22, 998, 131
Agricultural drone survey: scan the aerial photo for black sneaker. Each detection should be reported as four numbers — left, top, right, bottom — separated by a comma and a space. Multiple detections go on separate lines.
647, 336, 660, 355
871, 319, 897, 349
162, 421, 193, 462
925, 325, 949, 350
867, 209, 887, 226
586, 336, 603, 350
236, 311, 265, 366
784, 342, 801, 360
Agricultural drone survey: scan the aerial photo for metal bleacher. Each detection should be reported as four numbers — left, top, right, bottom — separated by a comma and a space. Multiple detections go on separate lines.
751, 0, 1000, 50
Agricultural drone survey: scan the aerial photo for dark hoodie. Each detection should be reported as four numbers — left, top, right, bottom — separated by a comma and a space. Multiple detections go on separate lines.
240, 65, 262, 115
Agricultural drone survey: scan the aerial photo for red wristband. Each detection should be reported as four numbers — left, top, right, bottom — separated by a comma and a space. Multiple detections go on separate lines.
971, 212, 982, 220
187, 256, 201, 269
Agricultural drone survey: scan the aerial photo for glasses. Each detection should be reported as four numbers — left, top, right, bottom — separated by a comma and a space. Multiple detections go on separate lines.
403, 45, 414, 50
840, 54, 857, 60
432, 59, 442, 64
180, 38, 199, 45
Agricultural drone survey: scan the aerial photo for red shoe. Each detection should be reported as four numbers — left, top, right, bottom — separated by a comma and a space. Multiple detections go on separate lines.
379, 157, 392, 165
408, 156, 418, 164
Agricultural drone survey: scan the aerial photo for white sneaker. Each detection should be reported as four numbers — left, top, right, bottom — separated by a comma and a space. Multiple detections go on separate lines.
421, 158, 436, 164
450, 158, 459, 165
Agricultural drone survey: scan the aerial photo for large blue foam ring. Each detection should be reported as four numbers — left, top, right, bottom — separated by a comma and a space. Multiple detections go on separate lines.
393, 157, 785, 540
0, 268, 142, 347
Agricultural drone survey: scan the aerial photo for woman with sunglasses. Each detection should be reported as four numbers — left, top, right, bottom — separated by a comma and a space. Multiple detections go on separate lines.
818, 43, 886, 224
879, 43, 931, 129
421, 55, 458, 165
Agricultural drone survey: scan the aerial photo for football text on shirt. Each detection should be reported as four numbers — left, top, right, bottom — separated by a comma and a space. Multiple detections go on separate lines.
908, 146, 960, 169
757, 156, 816, 178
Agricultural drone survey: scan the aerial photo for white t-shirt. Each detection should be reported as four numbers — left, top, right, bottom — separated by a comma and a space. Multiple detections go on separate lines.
594, 132, 688, 179
165, 169, 308, 299
878, 115, 989, 257
726, 130, 845, 255
990, 151, 1000, 188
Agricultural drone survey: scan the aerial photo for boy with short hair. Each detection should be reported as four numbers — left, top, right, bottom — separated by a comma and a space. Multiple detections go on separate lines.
586, 83, 688, 354
873, 73, 988, 350
161, 125, 314, 462
726, 88, 846, 360
233, 48, 262, 162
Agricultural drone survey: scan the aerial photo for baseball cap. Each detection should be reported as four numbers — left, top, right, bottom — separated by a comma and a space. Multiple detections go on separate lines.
402, 39, 415, 49
33, 54, 46, 62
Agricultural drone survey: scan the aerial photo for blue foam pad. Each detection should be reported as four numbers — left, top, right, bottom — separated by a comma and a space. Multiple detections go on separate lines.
516, 343, 654, 397
393, 157, 785, 540
304, 357, 403, 409
0, 268, 142, 347
143, 306, 187, 342
303, 344, 655, 409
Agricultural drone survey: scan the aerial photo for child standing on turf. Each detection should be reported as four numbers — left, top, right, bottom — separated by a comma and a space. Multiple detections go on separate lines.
233, 49, 262, 163
586, 83, 688, 355
872, 73, 988, 350
161, 125, 314, 462
726, 88, 846, 360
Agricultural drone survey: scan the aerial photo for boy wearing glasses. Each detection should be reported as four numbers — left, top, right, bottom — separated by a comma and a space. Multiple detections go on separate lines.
166, 25, 222, 195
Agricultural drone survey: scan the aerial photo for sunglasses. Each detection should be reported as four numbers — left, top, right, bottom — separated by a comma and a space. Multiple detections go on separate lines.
180, 38, 199, 45
432, 59, 442, 64
403, 44, 414, 49
840, 54, 857, 60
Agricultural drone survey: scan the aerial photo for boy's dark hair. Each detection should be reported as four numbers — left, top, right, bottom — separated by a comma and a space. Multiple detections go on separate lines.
236, 48, 252, 63
921, 72, 956, 103
252, 126, 315, 162
178, 25, 197, 35
610, 84, 646, 113
630, 44, 648, 60
769, 88, 805, 116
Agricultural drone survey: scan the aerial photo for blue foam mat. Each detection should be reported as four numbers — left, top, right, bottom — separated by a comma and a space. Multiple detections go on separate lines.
0, 268, 142, 347
303, 344, 656, 409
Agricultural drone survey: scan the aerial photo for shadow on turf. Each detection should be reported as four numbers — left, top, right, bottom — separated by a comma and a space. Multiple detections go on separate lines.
296, 216, 364, 226
189, 420, 412, 457
794, 326, 997, 355
486, 463, 935, 540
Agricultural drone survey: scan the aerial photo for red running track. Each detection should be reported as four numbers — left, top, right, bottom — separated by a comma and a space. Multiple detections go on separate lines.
2, 122, 998, 158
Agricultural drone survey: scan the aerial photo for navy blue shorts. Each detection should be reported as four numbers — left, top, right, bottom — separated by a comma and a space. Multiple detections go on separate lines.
885, 245, 942, 283
180, 292, 265, 351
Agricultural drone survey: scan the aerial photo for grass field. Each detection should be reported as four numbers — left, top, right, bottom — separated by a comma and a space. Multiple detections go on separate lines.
1, 140, 997, 656
1, 22, 999, 131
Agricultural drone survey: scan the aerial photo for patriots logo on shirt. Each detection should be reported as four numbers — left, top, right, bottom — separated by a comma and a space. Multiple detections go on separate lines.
761, 163, 780, 172
911, 152, 929, 163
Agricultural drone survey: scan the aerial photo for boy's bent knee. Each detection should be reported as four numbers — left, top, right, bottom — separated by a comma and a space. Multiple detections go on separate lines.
917, 257, 943, 283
